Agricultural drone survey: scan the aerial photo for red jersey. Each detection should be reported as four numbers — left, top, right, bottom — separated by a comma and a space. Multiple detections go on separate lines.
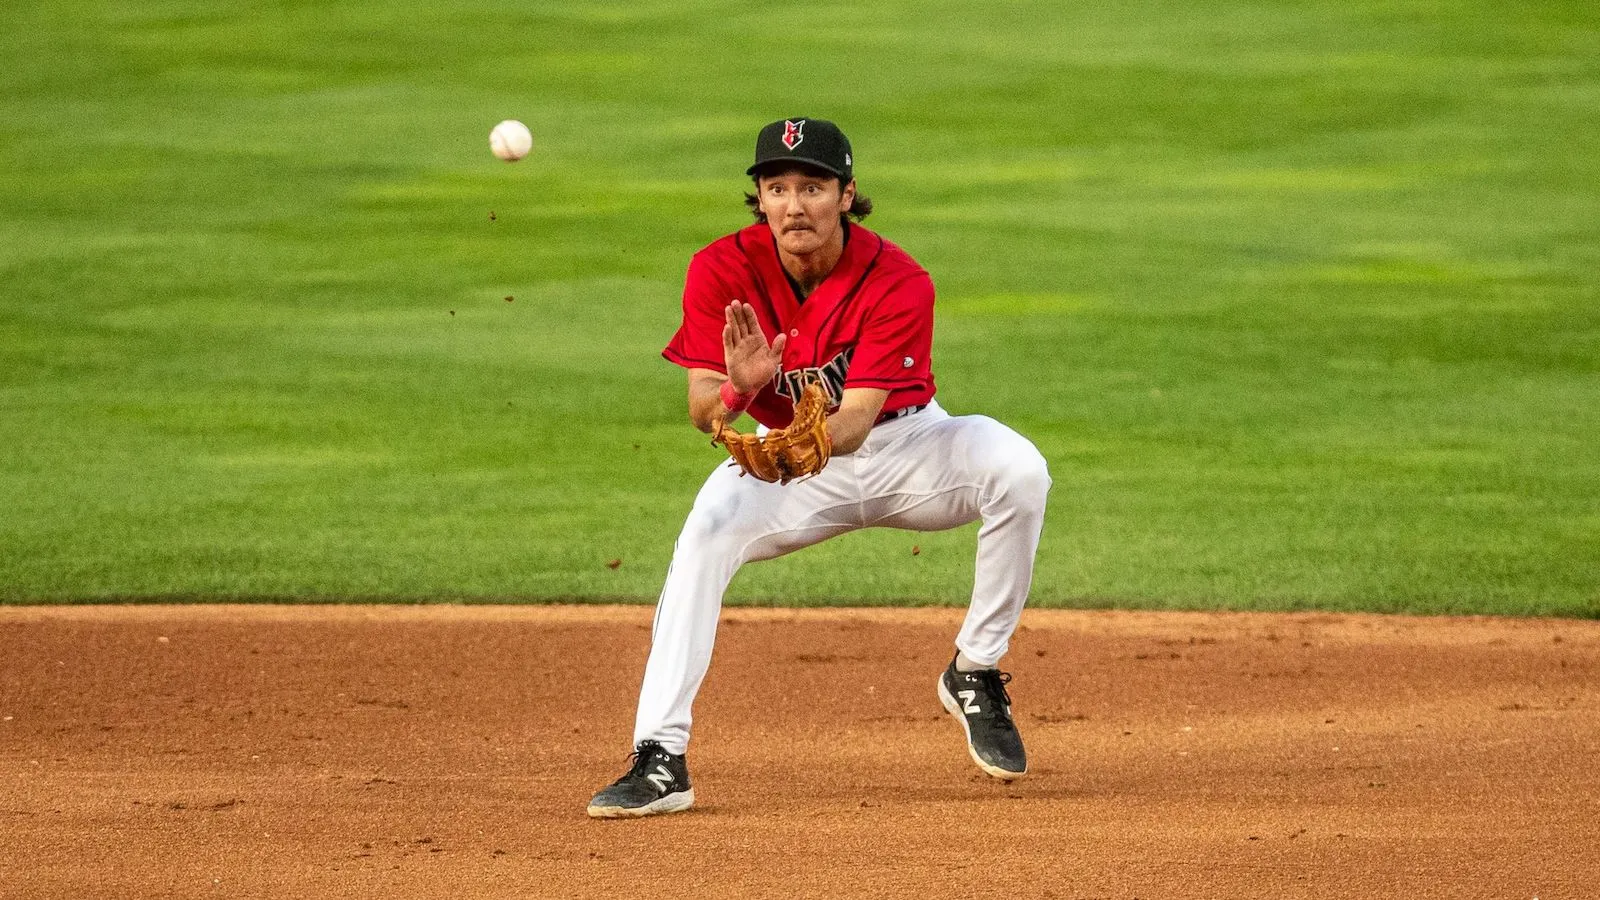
662, 222, 936, 430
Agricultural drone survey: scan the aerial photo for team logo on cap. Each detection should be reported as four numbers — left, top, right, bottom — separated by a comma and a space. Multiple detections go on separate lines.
781, 119, 805, 150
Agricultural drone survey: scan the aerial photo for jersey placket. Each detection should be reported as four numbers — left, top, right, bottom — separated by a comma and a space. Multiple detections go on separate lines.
769, 238, 864, 375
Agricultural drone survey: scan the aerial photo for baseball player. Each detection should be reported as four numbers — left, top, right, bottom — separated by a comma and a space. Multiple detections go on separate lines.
588, 118, 1052, 818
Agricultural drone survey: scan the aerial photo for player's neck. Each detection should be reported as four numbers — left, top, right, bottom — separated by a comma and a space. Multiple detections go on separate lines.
777, 230, 846, 298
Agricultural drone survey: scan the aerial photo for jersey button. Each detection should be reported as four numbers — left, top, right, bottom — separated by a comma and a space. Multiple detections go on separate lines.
789, 329, 799, 337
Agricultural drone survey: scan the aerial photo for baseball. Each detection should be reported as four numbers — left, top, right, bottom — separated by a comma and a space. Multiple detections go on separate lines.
489, 119, 533, 162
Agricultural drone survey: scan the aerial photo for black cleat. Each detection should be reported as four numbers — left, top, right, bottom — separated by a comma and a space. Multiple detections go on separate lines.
938, 655, 1027, 780
587, 740, 695, 819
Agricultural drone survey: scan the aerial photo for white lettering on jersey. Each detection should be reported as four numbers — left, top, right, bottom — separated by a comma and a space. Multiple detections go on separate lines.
776, 347, 852, 408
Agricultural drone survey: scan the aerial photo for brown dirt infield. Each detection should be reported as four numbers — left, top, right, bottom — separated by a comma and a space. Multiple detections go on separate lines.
1, 604, 1596, 899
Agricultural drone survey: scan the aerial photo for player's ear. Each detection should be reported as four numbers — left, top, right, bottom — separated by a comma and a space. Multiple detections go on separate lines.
841, 178, 857, 209
754, 176, 774, 216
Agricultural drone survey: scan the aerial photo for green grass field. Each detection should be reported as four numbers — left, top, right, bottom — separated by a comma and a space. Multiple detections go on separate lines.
2, 1, 1596, 615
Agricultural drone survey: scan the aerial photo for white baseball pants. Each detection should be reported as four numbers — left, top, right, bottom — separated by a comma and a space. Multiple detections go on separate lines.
633, 401, 1052, 755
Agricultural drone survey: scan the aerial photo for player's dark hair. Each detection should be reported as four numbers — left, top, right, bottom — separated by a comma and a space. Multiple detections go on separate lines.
745, 165, 872, 223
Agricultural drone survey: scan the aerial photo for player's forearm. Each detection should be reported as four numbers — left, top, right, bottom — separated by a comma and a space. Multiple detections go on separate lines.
826, 409, 872, 454
827, 387, 890, 454
687, 372, 744, 433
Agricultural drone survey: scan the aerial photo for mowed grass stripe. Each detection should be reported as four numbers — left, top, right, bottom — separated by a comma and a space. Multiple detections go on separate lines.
1, 1, 1596, 613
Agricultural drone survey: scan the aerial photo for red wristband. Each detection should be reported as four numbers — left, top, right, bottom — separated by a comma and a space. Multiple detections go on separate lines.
719, 379, 756, 414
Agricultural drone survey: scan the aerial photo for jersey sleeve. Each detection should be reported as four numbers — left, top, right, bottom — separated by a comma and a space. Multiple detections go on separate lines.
844, 271, 935, 391
661, 251, 730, 373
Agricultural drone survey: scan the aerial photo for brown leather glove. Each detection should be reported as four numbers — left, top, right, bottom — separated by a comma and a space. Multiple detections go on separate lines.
712, 382, 832, 485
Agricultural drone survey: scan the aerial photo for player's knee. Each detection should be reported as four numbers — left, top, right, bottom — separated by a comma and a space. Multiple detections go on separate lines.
677, 502, 748, 562
985, 435, 1051, 512
1004, 445, 1052, 508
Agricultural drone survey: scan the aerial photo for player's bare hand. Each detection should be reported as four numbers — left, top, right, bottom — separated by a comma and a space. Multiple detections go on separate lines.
723, 301, 786, 393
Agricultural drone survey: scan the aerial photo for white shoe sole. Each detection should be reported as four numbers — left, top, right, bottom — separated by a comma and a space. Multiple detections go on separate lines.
938, 675, 1027, 781
587, 788, 695, 819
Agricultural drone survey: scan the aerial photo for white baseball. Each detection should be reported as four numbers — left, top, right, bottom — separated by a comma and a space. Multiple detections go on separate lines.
489, 120, 533, 162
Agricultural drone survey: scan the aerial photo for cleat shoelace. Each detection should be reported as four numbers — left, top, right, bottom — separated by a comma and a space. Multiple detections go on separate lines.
973, 670, 1017, 731
613, 740, 669, 785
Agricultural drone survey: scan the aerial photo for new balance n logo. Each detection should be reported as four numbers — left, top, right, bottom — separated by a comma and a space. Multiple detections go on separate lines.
958, 689, 981, 714
646, 764, 674, 792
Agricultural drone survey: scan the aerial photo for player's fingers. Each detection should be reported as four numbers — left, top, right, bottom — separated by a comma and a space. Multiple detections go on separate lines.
770, 332, 787, 358
732, 301, 755, 342
738, 302, 762, 340
725, 302, 744, 341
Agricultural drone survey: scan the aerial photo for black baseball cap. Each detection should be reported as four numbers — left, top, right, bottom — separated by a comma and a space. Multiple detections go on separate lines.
746, 117, 853, 181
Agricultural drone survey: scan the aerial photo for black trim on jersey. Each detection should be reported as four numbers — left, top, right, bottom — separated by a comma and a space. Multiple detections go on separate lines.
846, 376, 923, 390
765, 231, 806, 306
764, 222, 854, 305
735, 229, 784, 342
812, 233, 885, 368
783, 267, 806, 304
662, 348, 725, 370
